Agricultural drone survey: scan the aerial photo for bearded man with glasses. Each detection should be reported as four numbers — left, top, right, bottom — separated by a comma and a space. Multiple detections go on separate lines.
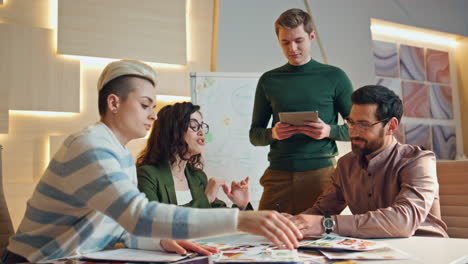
287, 85, 448, 238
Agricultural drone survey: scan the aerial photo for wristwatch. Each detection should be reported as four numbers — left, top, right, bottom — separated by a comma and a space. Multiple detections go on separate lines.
322, 215, 335, 234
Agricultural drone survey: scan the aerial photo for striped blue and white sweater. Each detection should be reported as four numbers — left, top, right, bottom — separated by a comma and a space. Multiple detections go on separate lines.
8, 122, 238, 262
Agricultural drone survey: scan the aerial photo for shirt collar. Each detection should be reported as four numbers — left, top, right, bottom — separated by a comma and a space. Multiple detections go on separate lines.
365, 137, 398, 170
359, 137, 398, 169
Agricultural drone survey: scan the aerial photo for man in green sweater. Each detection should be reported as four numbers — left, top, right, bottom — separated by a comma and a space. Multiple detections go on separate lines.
250, 8, 353, 215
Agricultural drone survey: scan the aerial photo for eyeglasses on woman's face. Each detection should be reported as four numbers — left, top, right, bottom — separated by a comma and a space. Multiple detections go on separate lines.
189, 119, 209, 134
344, 118, 388, 132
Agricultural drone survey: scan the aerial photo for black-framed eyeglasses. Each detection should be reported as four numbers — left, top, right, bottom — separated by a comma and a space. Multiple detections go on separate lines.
345, 118, 388, 132
189, 119, 209, 134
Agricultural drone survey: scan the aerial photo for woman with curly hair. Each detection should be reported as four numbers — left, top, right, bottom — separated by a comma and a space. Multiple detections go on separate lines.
136, 102, 252, 209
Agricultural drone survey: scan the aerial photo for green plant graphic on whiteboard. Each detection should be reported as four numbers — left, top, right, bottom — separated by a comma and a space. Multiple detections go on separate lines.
196, 77, 215, 94
204, 132, 214, 144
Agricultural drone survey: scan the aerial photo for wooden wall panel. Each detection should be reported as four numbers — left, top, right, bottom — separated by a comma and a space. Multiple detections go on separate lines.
4, 182, 36, 231
155, 68, 189, 96
0, 0, 52, 29
0, 82, 7, 133
1, 136, 34, 183
0, 112, 6, 134
49, 135, 66, 160
0, 0, 7, 133
58, 0, 186, 65
186, 0, 214, 70
0, 23, 80, 112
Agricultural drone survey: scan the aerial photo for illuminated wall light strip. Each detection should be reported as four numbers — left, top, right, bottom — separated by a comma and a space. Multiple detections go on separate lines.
371, 24, 459, 47
9, 110, 79, 117
48, 0, 58, 29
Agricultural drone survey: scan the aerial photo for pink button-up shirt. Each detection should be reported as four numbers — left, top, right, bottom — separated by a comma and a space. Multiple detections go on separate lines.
305, 139, 448, 238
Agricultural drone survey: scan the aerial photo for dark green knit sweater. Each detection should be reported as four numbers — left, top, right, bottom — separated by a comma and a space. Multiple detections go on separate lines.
249, 59, 353, 171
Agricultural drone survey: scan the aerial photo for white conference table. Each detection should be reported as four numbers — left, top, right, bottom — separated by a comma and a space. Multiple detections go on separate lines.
364, 236, 468, 264
197, 233, 468, 264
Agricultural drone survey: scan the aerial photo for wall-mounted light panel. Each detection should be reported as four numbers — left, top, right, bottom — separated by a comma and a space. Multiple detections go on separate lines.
57, 0, 187, 65
371, 19, 459, 48
0, 23, 80, 113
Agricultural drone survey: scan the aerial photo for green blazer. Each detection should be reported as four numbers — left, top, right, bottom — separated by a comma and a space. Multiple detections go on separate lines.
137, 162, 227, 208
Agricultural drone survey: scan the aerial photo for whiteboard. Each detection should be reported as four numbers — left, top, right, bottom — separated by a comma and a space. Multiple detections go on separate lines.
191, 72, 267, 208
190, 72, 352, 209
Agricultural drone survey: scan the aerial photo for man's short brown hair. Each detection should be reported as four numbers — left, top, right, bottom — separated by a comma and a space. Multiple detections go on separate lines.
274, 8, 314, 36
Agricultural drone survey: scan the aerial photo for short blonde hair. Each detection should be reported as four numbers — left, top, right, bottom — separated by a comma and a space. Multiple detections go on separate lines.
97, 60, 157, 116
97, 59, 157, 91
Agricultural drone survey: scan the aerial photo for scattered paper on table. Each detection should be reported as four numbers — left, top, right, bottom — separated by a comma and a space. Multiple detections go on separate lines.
300, 235, 386, 251
215, 249, 299, 262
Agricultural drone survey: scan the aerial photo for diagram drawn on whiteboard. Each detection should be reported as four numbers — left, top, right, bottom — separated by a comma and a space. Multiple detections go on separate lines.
191, 73, 268, 208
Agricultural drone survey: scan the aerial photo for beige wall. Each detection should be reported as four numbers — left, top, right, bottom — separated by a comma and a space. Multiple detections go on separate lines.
0, 0, 214, 230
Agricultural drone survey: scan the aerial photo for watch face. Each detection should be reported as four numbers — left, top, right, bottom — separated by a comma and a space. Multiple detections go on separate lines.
324, 218, 334, 228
